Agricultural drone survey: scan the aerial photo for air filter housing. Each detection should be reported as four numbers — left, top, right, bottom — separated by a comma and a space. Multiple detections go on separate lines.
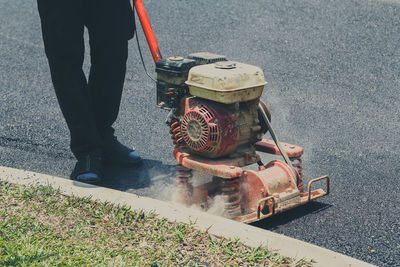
185, 61, 267, 104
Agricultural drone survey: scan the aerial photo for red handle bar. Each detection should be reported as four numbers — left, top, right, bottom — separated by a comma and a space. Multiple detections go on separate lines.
134, 0, 162, 63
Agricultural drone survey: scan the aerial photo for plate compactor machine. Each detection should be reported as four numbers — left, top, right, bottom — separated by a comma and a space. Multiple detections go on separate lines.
134, 0, 329, 223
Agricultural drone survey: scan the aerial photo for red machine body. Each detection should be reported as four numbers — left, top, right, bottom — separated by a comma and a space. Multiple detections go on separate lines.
173, 139, 329, 223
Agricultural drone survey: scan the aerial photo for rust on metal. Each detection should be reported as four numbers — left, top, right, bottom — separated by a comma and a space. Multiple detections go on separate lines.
239, 180, 329, 224
174, 146, 329, 223
254, 139, 304, 158
307, 175, 330, 201
174, 149, 258, 178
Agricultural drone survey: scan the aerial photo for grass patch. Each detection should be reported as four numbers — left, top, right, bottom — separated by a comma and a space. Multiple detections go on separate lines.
0, 181, 313, 266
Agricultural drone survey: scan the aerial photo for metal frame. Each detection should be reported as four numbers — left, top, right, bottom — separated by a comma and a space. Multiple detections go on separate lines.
257, 196, 275, 220
307, 175, 330, 201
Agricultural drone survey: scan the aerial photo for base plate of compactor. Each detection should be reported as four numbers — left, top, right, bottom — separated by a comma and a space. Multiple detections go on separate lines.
173, 139, 329, 223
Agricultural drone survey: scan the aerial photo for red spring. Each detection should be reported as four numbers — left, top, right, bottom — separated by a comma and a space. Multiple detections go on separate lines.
176, 164, 193, 189
290, 156, 304, 191
170, 121, 184, 145
175, 164, 193, 205
221, 177, 241, 218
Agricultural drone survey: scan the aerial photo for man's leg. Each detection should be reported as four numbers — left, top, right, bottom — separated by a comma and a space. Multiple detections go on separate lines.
37, 0, 102, 158
85, 0, 134, 138
87, 39, 128, 139
85, 0, 141, 166
37, 0, 103, 182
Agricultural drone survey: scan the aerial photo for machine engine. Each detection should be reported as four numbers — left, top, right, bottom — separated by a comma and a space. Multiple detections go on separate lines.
157, 53, 269, 158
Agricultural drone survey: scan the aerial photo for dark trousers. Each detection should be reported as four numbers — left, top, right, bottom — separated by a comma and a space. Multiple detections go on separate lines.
37, 0, 135, 158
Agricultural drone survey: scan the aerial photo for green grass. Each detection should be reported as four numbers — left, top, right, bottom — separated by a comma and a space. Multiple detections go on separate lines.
0, 181, 313, 266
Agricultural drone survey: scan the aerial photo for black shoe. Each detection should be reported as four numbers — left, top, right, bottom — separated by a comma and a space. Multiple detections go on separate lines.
102, 136, 142, 167
70, 152, 102, 184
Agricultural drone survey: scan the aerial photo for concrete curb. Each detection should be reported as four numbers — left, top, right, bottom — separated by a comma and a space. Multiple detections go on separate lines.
0, 166, 374, 267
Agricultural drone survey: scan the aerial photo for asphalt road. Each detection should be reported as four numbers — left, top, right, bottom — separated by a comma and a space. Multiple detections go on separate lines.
1, 0, 399, 265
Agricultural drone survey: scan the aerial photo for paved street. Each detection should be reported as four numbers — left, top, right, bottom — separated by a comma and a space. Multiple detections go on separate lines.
0, 0, 399, 265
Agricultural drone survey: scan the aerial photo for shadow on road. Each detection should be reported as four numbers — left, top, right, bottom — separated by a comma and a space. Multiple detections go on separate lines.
250, 201, 332, 230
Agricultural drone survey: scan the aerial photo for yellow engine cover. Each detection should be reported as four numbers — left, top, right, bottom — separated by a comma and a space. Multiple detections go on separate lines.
185, 61, 267, 104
